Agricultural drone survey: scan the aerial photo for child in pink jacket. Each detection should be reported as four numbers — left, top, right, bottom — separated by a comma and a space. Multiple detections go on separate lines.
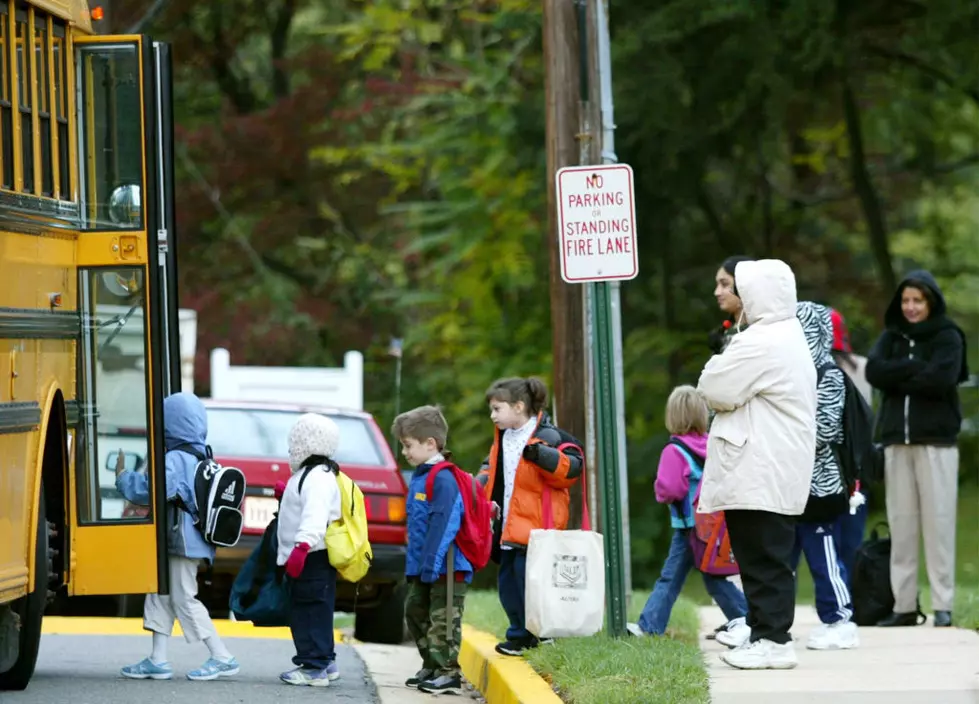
627, 386, 748, 638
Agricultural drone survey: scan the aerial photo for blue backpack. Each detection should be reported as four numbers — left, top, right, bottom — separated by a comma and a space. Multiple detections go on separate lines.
229, 513, 290, 627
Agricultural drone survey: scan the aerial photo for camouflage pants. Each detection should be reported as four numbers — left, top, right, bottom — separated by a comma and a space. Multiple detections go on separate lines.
405, 580, 467, 676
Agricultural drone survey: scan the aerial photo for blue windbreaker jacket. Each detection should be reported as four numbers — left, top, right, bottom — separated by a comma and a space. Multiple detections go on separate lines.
115, 392, 215, 562
405, 462, 474, 584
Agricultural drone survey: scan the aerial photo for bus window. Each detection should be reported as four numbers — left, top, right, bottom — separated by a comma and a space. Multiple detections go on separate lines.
52, 22, 67, 198
0, 4, 11, 189
76, 267, 153, 523
34, 17, 51, 196
15, 9, 32, 193
77, 43, 142, 229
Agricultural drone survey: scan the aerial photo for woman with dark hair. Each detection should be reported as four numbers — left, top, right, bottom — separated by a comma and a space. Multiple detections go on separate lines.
866, 270, 968, 628
708, 256, 755, 354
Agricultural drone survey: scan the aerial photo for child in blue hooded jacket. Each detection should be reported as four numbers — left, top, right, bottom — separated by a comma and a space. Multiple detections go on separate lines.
393, 405, 472, 697
115, 392, 239, 681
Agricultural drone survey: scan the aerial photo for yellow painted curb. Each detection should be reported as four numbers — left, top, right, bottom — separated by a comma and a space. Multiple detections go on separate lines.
41, 617, 343, 643
459, 626, 562, 704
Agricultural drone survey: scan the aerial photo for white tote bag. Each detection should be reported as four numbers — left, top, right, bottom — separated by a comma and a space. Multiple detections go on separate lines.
525, 527, 605, 638
524, 455, 605, 639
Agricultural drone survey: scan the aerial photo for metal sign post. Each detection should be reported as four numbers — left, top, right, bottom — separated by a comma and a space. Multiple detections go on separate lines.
560, 0, 634, 638
591, 278, 626, 637
556, 160, 636, 641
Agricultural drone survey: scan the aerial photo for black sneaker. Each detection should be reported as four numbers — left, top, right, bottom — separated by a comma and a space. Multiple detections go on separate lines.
418, 672, 463, 695
877, 611, 924, 627
405, 668, 435, 688
495, 639, 529, 656
706, 619, 736, 640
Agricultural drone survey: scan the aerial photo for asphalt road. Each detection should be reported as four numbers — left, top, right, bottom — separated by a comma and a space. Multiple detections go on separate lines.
4, 634, 379, 703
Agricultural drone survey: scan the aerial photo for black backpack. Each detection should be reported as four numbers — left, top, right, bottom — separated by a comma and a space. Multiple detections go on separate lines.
817, 362, 883, 490
172, 444, 247, 548
852, 523, 926, 626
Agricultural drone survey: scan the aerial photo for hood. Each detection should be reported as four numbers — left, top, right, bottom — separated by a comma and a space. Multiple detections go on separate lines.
163, 392, 207, 452
885, 269, 948, 331
734, 259, 798, 326
287, 413, 340, 472
797, 301, 834, 367
673, 432, 708, 458
830, 309, 853, 353
885, 269, 969, 382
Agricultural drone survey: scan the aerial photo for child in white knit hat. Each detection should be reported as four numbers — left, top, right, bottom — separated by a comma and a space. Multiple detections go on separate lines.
276, 413, 343, 687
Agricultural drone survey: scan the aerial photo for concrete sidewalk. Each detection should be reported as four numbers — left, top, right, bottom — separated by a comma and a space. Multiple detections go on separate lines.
699, 606, 979, 704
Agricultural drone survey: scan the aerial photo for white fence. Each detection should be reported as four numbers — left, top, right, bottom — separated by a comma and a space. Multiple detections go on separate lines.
209, 347, 364, 411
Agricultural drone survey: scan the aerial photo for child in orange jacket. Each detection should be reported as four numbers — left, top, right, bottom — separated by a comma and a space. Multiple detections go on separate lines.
477, 376, 583, 656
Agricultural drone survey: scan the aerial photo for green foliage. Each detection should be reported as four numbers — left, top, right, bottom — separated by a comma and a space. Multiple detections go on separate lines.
141, 0, 979, 588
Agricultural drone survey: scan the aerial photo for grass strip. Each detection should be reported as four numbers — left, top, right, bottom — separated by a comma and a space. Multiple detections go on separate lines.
463, 590, 709, 704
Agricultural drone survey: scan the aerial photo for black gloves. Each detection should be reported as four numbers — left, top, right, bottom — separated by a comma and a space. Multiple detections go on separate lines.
522, 443, 541, 463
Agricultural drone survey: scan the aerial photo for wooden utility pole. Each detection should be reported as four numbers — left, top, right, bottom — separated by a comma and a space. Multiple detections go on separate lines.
543, 0, 587, 450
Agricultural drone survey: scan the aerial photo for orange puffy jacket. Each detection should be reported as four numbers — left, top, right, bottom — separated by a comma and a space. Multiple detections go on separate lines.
477, 413, 584, 550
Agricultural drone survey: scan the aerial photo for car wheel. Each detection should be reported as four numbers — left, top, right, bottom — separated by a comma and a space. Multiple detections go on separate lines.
354, 584, 407, 644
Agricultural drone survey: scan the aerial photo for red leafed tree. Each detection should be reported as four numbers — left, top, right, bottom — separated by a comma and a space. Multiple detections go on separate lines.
109, 0, 429, 391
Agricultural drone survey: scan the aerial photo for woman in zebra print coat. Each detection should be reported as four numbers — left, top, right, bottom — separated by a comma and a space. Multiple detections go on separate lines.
792, 301, 858, 651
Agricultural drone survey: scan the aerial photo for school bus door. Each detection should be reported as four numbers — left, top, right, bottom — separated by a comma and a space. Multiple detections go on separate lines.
69, 35, 176, 597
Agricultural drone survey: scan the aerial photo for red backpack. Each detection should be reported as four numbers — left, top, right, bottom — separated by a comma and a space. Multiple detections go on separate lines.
425, 461, 494, 571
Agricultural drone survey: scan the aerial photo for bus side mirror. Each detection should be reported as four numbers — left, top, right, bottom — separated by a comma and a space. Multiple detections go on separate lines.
106, 451, 142, 472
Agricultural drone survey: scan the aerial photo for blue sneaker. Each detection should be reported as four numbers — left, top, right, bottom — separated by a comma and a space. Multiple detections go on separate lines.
187, 657, 240, 681
326, 661, 340, 681
121, 658, 173, 680
279, 666, 331, 687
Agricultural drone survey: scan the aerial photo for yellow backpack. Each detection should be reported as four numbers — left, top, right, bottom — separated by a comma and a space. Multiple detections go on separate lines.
325, 471, 372, 582
298, 467, 373, 582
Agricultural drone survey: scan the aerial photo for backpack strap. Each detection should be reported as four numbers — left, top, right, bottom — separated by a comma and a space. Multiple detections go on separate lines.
816, 361, 836, 384
668, 438, 705, 471
540, 441, 589, 532
666, 439, 704, 520
167, 443, 208, 520
425, 461, 456, 499
445, 543, 455, 644
168, 443, 212, 462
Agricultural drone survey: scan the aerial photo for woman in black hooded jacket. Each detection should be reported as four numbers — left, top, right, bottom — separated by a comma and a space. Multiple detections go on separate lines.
866, 270, 969, 629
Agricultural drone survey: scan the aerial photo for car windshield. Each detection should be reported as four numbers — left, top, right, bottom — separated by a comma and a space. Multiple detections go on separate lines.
206, 408, 386, 467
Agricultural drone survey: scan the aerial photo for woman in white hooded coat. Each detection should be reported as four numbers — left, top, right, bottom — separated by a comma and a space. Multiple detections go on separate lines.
697, 259, 817, 671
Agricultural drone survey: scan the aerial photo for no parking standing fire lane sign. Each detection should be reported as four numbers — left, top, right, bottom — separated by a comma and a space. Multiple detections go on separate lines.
556, 164, 638, 284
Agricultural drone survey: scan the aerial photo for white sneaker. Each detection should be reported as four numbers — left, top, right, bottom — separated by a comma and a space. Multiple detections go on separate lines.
806, 620, 859, 650
625, 622, 646, 638
720, 639, 798, 670
715, 618, 750, 649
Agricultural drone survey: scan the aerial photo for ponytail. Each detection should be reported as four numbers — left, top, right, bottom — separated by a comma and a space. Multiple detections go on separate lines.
486, 376, 550, 415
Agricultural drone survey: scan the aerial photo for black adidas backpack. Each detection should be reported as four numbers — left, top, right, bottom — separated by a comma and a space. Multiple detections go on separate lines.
172, 444, 246, 548
817, 362, 884, 491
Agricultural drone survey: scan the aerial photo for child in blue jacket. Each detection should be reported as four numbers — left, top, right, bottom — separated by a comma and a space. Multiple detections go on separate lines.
115, 392, 239, 682
393, 405, 472, 697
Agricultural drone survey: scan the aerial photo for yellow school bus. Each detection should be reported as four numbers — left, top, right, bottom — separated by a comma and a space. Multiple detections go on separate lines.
0, 0, 179, 690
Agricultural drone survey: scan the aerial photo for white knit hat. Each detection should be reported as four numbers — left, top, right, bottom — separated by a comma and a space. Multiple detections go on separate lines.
287, 413, 340, 472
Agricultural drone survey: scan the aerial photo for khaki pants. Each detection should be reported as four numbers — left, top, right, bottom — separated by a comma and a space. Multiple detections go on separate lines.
884, 445, 958, 612
143, 556, 216, 643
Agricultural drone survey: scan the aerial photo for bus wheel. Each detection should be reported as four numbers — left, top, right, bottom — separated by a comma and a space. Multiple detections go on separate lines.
0, 490, 48, 691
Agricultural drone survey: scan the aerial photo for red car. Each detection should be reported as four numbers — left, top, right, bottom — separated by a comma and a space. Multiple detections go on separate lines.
202, 399, 408, 643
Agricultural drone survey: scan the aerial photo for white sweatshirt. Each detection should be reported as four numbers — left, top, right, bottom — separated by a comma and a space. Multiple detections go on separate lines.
276, 466, 342, 565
